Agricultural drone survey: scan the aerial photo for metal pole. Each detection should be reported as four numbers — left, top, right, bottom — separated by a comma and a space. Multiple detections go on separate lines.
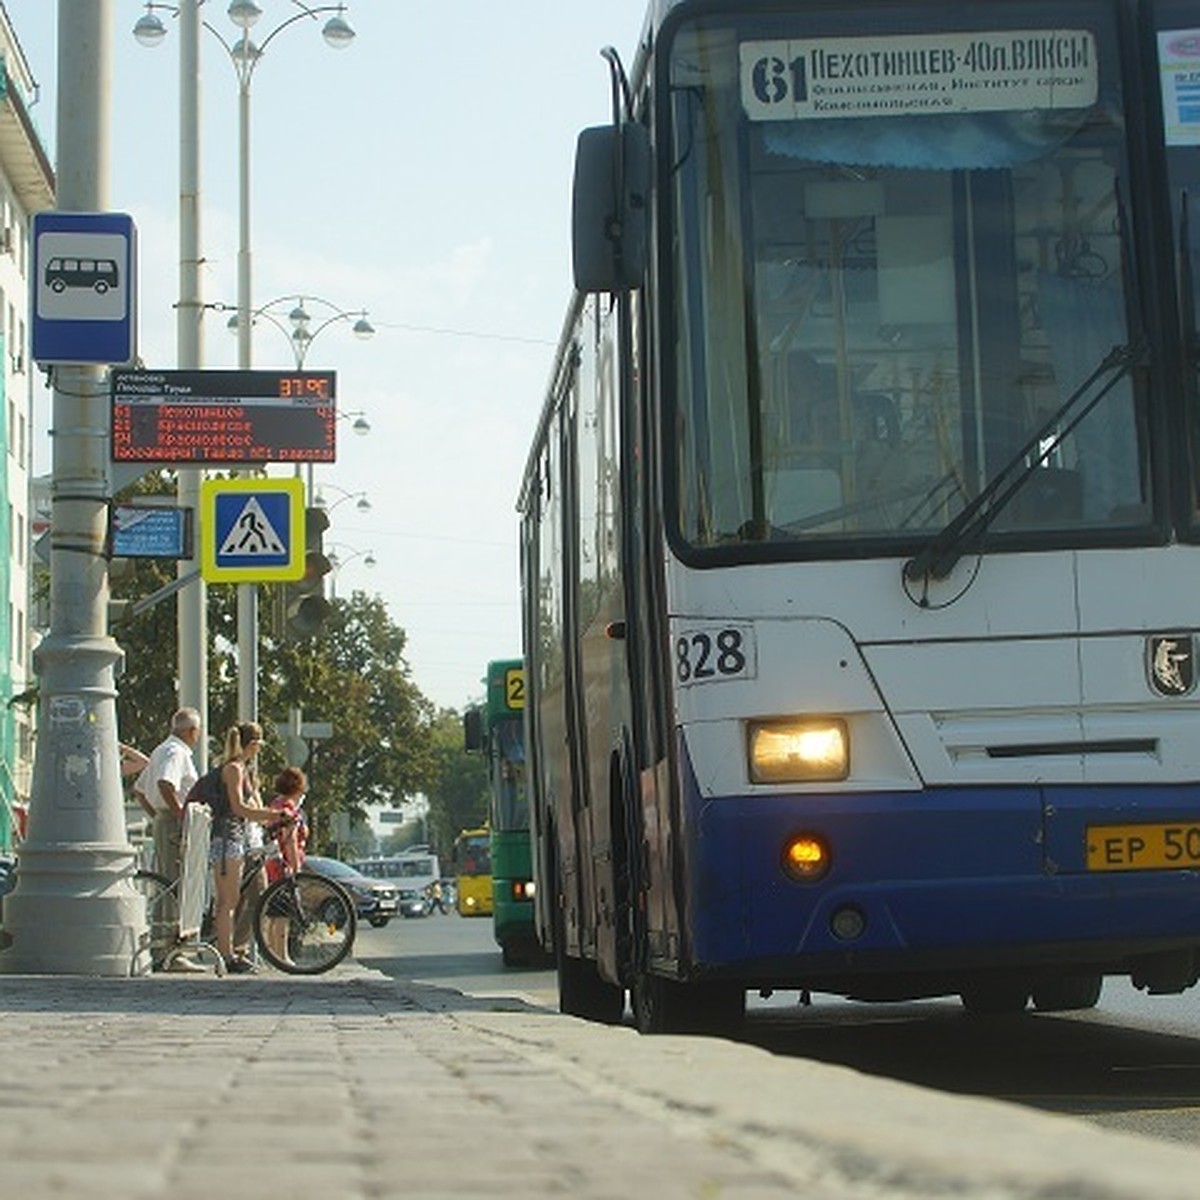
236, 73, 251, 372
235, 62, 257, 722
177, 0, 208, 767
1, 0, 147, 974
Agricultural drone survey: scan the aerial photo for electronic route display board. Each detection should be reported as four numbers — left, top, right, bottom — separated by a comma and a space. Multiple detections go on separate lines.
110, 369, 337, 465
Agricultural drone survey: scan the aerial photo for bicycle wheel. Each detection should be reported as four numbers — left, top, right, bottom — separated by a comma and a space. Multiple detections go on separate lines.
133, 869, 177, 968
253, 871, 357, 974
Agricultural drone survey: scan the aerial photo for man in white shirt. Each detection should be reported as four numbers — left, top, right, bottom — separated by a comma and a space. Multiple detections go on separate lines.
134, 707, 203, 970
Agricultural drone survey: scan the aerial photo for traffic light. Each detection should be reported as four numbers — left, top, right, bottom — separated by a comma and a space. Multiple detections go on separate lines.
279, 506, 332, 638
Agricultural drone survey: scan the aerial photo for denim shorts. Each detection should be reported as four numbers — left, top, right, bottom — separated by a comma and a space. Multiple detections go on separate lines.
208, 819, 248, 866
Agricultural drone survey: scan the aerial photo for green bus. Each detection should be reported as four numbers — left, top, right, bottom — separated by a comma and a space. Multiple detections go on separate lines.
464, 659, 542, 966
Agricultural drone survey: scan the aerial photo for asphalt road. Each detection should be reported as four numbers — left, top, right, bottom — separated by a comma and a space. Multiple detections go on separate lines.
357, 910, 1200, 1148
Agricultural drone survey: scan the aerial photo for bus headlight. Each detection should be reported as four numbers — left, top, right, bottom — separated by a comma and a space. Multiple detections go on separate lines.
747, 718, 849, 783
512, 880, 535, 901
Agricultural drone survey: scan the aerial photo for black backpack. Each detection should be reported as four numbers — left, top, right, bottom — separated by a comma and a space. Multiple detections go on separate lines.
185, 765, 231, 823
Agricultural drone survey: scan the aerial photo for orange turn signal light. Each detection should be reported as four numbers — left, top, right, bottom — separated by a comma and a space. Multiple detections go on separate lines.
781, 833, 831, 883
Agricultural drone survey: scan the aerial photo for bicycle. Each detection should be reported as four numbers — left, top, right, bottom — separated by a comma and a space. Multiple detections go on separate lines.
135, 850, 358, 976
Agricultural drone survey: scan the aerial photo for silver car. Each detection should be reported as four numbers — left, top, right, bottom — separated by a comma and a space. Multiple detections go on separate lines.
303, 856, 399, 928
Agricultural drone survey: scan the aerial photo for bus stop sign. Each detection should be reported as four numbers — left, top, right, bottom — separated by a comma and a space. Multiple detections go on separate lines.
31, 211, 137, 365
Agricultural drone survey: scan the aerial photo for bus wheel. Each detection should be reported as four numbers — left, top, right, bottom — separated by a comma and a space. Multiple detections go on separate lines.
959, 981, 1029, 1017
632, 973, 745, 1036
1031, 972, 1102, 1013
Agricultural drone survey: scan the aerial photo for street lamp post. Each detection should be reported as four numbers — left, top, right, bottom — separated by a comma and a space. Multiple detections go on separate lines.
135, 0, 207, 766
326, 543, 375, 599
225, 293, 373, 499
134, 4, 358, 725
136, 2, 359, 723
227, 5, 356, 724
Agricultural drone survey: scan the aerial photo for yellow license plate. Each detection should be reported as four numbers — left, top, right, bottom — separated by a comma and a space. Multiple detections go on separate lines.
1086, 823, 1200, 871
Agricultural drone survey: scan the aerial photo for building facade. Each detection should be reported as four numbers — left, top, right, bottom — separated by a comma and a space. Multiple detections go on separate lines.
0, 4, 53, 853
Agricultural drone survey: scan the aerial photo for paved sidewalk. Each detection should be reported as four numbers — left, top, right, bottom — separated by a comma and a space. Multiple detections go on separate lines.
2, 963, 1200, 1199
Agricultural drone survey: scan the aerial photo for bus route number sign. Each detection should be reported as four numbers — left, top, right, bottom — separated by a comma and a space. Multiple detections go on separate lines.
110, 369, 338, 465
674, 624, 756, 687
505, 668, 525, 711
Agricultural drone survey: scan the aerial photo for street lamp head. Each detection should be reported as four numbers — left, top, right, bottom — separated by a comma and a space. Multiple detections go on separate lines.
322, 13, 356, 49
325, 544, 376, 604
231, 37, 262, 66
228, 1, 263, 30
314, 486, 371, 515
133, 10, 169, 48
227, 295, 373, 370
351, 415, 371, 435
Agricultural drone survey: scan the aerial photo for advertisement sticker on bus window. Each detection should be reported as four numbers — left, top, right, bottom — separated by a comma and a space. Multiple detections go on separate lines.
673, 623, 756, 688
1158, 30, 1200, 146
740, 31, 1098, 123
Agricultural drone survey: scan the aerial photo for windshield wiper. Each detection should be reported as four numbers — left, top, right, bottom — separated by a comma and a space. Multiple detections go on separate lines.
903, 340, 1143, 583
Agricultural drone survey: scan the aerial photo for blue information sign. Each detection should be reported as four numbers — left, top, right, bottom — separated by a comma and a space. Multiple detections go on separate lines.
109, 504, 192, 559
31, 211, 137, 365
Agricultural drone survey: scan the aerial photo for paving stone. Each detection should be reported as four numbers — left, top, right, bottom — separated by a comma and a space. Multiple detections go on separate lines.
2, 965, 1200, 1199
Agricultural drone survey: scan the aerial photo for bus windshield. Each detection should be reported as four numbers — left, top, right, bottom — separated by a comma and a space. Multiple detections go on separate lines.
492, 719, 527, 832
666, 5, 1150, 556
455, 832, 492, 876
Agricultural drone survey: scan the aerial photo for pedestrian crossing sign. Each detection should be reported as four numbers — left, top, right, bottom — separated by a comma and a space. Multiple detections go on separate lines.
200, 477, 305, 582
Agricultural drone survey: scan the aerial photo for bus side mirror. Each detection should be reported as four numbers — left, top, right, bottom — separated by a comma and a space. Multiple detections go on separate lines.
463, 708, 484, 753
572, 122, 650, 294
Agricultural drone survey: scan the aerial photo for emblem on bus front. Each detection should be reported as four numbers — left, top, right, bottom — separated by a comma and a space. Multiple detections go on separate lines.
1147, 634, 1196, 696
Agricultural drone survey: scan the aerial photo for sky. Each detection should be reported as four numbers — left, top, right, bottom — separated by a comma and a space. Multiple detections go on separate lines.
4, 0, 649, 714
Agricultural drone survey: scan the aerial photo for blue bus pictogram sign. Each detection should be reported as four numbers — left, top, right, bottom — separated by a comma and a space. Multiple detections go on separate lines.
31, 211, 137, 365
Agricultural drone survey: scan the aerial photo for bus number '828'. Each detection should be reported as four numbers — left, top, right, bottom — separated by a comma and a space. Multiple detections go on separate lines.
674, 625, 755, 687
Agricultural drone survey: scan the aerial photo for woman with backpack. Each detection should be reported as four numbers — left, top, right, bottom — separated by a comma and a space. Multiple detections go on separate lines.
207, 722, 283, 973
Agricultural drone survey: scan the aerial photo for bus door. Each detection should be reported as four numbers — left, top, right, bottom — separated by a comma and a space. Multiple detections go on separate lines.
529, 402, 586, 954
579, 295, 640, 979
562, 338, 606, 961
619, 262, 679, 969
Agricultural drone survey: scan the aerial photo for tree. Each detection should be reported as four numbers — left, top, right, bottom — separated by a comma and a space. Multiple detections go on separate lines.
381, 820, 425, 854
258, 589, 435, 853
423, 709, 489, 858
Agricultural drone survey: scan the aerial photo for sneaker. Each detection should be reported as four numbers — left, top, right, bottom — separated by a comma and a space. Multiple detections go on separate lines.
166, 954, 207, 974
225, 956, 256, 974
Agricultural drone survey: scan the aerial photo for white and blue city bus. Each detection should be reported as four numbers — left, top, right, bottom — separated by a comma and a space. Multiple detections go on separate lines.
519, 0, 1200, 1034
